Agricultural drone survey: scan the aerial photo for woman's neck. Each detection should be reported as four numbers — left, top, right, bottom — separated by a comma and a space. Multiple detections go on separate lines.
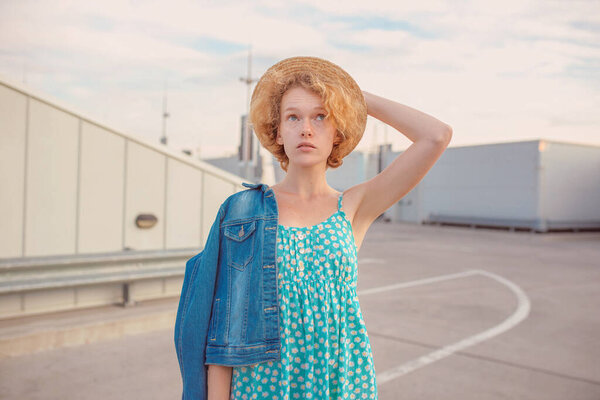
277, 165, 333, 200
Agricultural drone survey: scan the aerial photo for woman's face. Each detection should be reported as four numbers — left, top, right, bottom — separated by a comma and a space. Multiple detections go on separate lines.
276, 85, 339, 169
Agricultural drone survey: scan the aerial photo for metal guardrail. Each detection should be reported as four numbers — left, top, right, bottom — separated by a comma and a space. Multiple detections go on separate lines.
0, 249, 198, 306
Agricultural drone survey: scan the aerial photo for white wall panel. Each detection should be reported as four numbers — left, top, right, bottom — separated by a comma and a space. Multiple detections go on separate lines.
0, 293, 22, 317
78, 122, 125, 253
165, 159, 203, 249
24, 287, 75, 314
132, 278, 163, 300
382, 142, 540, 223
541, 142, 600, 221
422, 142, 539, 219
124, 142, 165, 250
0, 85, 27, 258
165, 276, 184, 296
25, 99, 79, 256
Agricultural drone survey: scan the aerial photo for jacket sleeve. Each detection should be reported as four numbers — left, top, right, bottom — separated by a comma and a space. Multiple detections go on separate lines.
174, 203, 224, 400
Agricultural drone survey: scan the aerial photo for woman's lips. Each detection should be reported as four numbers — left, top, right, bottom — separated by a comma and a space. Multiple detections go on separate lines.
298, 145, 315, 151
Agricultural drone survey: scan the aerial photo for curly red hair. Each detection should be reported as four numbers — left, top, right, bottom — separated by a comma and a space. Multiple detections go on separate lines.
249, 57, 366, 172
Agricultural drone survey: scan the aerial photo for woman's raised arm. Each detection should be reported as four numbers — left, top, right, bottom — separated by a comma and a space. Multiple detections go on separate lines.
350, 91, 452, 231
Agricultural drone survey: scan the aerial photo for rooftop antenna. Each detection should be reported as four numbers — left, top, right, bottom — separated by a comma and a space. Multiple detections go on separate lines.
240, 46, 257, 178
240, 48, 276, 185
239, 46, 257, 166
239, 46, 255, 117
160, 79, 170, 145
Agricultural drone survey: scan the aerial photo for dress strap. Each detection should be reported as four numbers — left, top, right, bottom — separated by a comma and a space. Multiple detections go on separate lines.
337, 192, 343, 212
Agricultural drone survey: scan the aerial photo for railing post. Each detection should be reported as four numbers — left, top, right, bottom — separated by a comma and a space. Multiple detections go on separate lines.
122, 282, 136, 307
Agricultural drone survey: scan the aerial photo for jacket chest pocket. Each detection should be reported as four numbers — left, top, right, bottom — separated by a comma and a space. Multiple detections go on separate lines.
224, 220, 257, 271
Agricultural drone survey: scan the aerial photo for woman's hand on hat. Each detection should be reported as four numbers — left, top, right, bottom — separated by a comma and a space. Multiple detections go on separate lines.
359, 90, 451, 144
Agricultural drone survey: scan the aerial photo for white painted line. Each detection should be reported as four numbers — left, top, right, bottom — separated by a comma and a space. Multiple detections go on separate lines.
358, 258, 387, 264
358, 269, 531, 385
357, 269, 479, 296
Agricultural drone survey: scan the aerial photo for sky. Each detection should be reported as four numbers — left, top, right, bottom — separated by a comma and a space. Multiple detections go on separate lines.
1, 0, 599, 158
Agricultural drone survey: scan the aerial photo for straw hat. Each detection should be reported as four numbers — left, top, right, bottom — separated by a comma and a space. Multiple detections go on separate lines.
249, 56, 367, 163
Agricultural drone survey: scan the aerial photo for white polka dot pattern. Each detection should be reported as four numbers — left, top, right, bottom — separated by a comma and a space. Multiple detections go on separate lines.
229, 193, 378, 399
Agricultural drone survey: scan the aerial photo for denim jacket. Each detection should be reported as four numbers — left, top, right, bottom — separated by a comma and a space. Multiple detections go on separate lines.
174, 181, 280, 399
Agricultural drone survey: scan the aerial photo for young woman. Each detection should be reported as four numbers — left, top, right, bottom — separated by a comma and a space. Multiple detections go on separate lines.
208, 56, 452, 399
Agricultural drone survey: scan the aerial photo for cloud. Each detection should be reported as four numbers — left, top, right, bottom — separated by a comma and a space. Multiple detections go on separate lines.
0, 0, 599, 158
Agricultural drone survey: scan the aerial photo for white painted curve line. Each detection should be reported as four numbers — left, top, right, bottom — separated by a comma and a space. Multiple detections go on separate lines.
359, 269, 532, 385
358, 258, 387, 264
357, 269, 479, 296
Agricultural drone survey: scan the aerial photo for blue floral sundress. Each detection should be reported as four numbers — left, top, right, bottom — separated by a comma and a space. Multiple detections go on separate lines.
229, 192, 378, 399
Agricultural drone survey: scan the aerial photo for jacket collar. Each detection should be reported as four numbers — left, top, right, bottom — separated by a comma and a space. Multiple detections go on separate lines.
242, 182, 271, 192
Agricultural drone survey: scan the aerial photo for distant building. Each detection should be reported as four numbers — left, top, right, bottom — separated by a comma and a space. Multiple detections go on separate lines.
382, 140, 600, 232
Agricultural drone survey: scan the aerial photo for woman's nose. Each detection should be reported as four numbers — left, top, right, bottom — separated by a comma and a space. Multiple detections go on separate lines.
301, 119, 313, 135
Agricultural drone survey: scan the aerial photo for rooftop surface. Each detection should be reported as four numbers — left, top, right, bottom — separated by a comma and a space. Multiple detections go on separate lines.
1, 221, 599, 399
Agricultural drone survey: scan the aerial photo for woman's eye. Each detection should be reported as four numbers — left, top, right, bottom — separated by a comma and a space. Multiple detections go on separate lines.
288, 115, 298, 121
316, 114, 326, 121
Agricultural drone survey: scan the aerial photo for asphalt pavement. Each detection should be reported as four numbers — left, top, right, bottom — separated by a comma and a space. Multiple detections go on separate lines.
1, 221, 599, 399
